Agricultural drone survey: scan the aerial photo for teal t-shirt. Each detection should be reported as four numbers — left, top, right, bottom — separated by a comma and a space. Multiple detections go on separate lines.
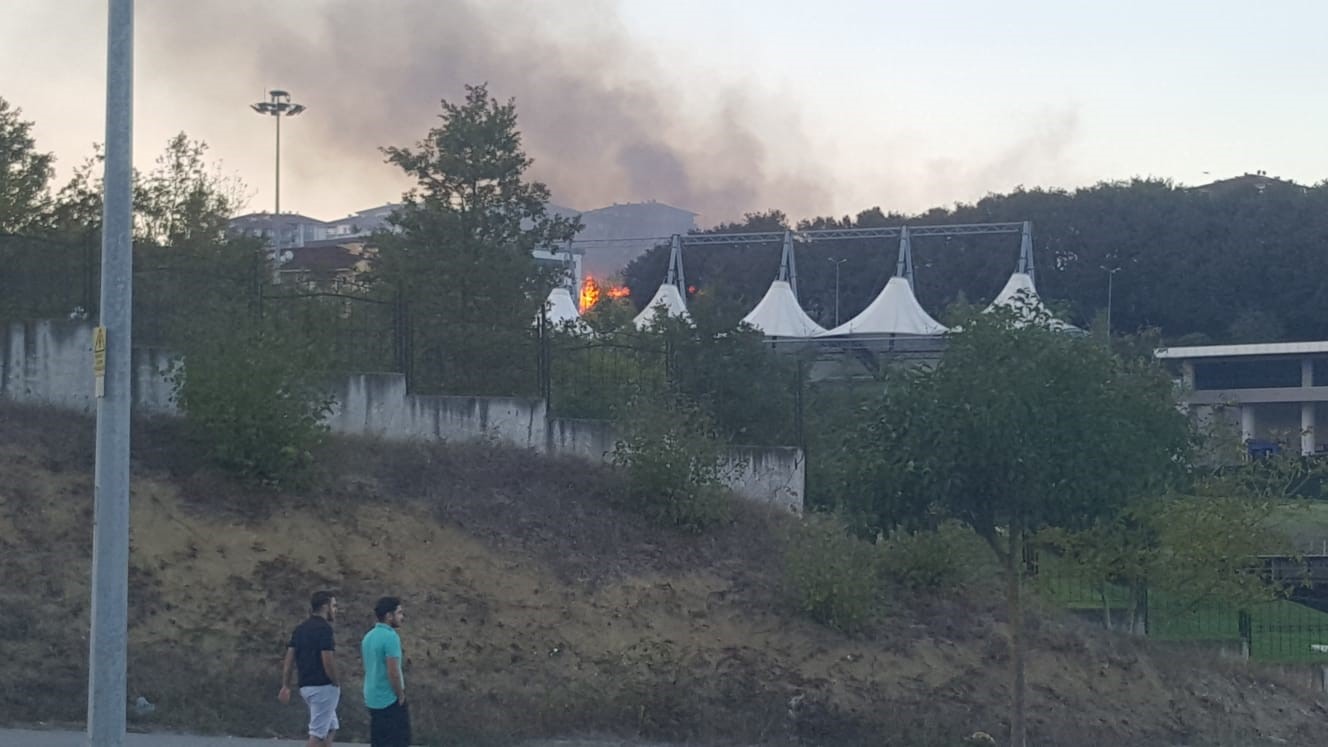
361, 623, 403, 709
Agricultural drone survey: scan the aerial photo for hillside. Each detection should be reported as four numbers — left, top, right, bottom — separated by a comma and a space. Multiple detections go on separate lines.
1, 401, 1327, 746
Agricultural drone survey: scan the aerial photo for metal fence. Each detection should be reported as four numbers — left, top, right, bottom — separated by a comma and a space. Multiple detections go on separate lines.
1, 234, 409, 380
0, 233, 99, 321
543, 334, 670, 420
1036, 563, 1328, 663
260, 281, 408, 376
540, 327, 807, 447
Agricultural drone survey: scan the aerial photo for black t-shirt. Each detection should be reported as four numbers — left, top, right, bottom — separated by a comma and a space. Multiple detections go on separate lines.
288, 616, 335, 687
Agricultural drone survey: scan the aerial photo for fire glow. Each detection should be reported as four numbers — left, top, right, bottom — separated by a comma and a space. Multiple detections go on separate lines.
579, 276, 629, 311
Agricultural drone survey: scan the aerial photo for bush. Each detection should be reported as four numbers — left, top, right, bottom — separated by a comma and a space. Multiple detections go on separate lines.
169, 322, 334, 487
879, 524, 970, 591
611, 394, 731, 533
782, 512, 881, 632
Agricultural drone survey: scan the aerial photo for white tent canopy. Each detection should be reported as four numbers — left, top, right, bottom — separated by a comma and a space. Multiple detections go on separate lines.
979, 222, 1078, 332
632, 282, 689, 329
741, 231, 826, 338
985, 272, 1078, 332
743, 280, 826, 337
822, 276, 948, 336
542, 286, 582, 326
633, 234, 690, 329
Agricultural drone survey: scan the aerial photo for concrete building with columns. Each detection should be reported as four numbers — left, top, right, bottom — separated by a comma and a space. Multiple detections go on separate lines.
1155, 341, 1328, 457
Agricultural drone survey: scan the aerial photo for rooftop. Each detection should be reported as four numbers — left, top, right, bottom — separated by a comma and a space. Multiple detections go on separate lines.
1155, 341, 1328, 360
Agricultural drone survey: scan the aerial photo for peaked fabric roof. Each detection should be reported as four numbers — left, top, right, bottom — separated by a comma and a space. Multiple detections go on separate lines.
822, 276, 948, 336
743, 280, 826, 337
980, 222, 1079, 332
633, 235, 690, 329
633, 282, 689, 329
543, 286, 582, 326
985, 272, 1078, 332
740, 231, 824, 337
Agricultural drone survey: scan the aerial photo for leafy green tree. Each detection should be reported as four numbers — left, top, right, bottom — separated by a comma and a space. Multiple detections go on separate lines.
134, 133, 246, 248
169, 320, 334, 487
841, 308, 1193, 746
659, 301, 800, 445
376, 84, 580, 395
0, 96, 53, 233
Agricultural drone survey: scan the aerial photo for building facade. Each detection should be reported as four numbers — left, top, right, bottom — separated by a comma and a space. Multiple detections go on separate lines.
1156, 341, 1328, 456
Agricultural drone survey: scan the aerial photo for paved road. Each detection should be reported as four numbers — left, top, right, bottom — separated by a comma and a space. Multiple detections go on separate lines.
0, 729, 678, 746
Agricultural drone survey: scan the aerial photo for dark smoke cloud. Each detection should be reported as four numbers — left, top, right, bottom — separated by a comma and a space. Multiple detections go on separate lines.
138, 0, 832, 224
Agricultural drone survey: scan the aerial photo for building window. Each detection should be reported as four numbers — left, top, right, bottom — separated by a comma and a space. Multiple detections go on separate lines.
1193, 359, 1301, 390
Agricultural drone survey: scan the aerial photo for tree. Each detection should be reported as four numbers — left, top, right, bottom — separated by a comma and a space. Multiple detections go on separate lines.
376, 84, 580, 395
46, 133, 246, 250
134, 133, 245, 248
622, 176, 1328, 345
0, 96, 54, 233
1041, 452, 1308, 637
841, 307, 1193, 746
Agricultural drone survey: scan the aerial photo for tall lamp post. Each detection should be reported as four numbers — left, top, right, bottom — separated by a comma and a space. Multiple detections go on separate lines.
251, 90, 305, 260
1102, 265, 1121, 337
828, 257, 848, 327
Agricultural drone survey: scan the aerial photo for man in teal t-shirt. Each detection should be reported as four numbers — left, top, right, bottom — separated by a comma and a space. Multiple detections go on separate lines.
361, 596, 409, 747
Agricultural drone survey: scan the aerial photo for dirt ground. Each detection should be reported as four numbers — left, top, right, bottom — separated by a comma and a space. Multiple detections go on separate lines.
2, 401, 1327, 746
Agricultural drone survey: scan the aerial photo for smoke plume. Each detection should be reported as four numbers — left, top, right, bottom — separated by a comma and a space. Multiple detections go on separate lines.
137, 0, 833, 224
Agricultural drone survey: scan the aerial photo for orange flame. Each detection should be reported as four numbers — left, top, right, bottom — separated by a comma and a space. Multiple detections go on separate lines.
580, 276, 631, 311
579, 276, 601, 312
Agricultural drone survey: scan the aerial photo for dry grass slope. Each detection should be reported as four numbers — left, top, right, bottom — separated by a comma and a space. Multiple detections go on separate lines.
0, 401, 1326, 746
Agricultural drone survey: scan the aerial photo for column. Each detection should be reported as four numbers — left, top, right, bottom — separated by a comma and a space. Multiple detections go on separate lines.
1240, 405, 1256, 443
1303, 403, 1317, 456
1303, 360, 1316, 455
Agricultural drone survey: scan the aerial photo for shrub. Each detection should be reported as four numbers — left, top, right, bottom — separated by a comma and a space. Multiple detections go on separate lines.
611, 393, 731, 533
782, 512, 881, 632
879, 523, 971, 591
169, 322, 334, 487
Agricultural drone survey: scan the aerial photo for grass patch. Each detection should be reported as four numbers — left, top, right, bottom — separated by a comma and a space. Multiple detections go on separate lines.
1037, 554, 1328, 663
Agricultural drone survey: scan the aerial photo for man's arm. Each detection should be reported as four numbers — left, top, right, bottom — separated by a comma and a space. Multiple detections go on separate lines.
278, 647, 295, 703
321, 649, 338, 687
386, 656, 405, 704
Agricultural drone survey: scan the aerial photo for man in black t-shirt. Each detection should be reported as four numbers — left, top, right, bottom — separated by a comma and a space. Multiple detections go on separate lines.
279, 591, 340, 747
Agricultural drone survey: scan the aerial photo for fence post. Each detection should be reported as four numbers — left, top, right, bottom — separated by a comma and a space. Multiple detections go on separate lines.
1238, 609, 1252, 660
1136, 583, 1149, 637
84, 235, 98, 315
537, 308, 552, 407
793, 358, 805, 448
393, 286, 412, 392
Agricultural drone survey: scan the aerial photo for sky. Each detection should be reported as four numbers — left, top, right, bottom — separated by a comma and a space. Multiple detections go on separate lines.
1, 0, 1326, 227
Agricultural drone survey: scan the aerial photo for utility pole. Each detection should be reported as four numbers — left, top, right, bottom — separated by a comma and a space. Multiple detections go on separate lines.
251, 90, 305, 268
1103, 265, 1121, 339
829, 257, 847, 327
88, 2, 134, 745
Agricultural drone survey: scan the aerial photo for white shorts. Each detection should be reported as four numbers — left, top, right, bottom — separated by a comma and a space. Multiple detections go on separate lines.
299, 684, 341, 739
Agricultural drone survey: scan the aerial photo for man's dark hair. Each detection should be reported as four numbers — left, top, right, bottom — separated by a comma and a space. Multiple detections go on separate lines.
374, 596, 401, 621
310, 590, 335, 614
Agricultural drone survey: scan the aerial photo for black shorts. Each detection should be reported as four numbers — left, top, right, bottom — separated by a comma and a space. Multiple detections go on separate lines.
368, 699, 411, 747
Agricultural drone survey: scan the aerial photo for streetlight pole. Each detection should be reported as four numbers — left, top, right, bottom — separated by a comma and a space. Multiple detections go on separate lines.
1102, 265, 1121, 338
251, 90, 305, 264
89, 2, 133, 745
829, 258, 847, 327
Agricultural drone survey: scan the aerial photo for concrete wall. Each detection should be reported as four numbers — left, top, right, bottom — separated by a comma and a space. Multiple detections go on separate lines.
2, 320, 175, 414
0, 319, 804, 510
